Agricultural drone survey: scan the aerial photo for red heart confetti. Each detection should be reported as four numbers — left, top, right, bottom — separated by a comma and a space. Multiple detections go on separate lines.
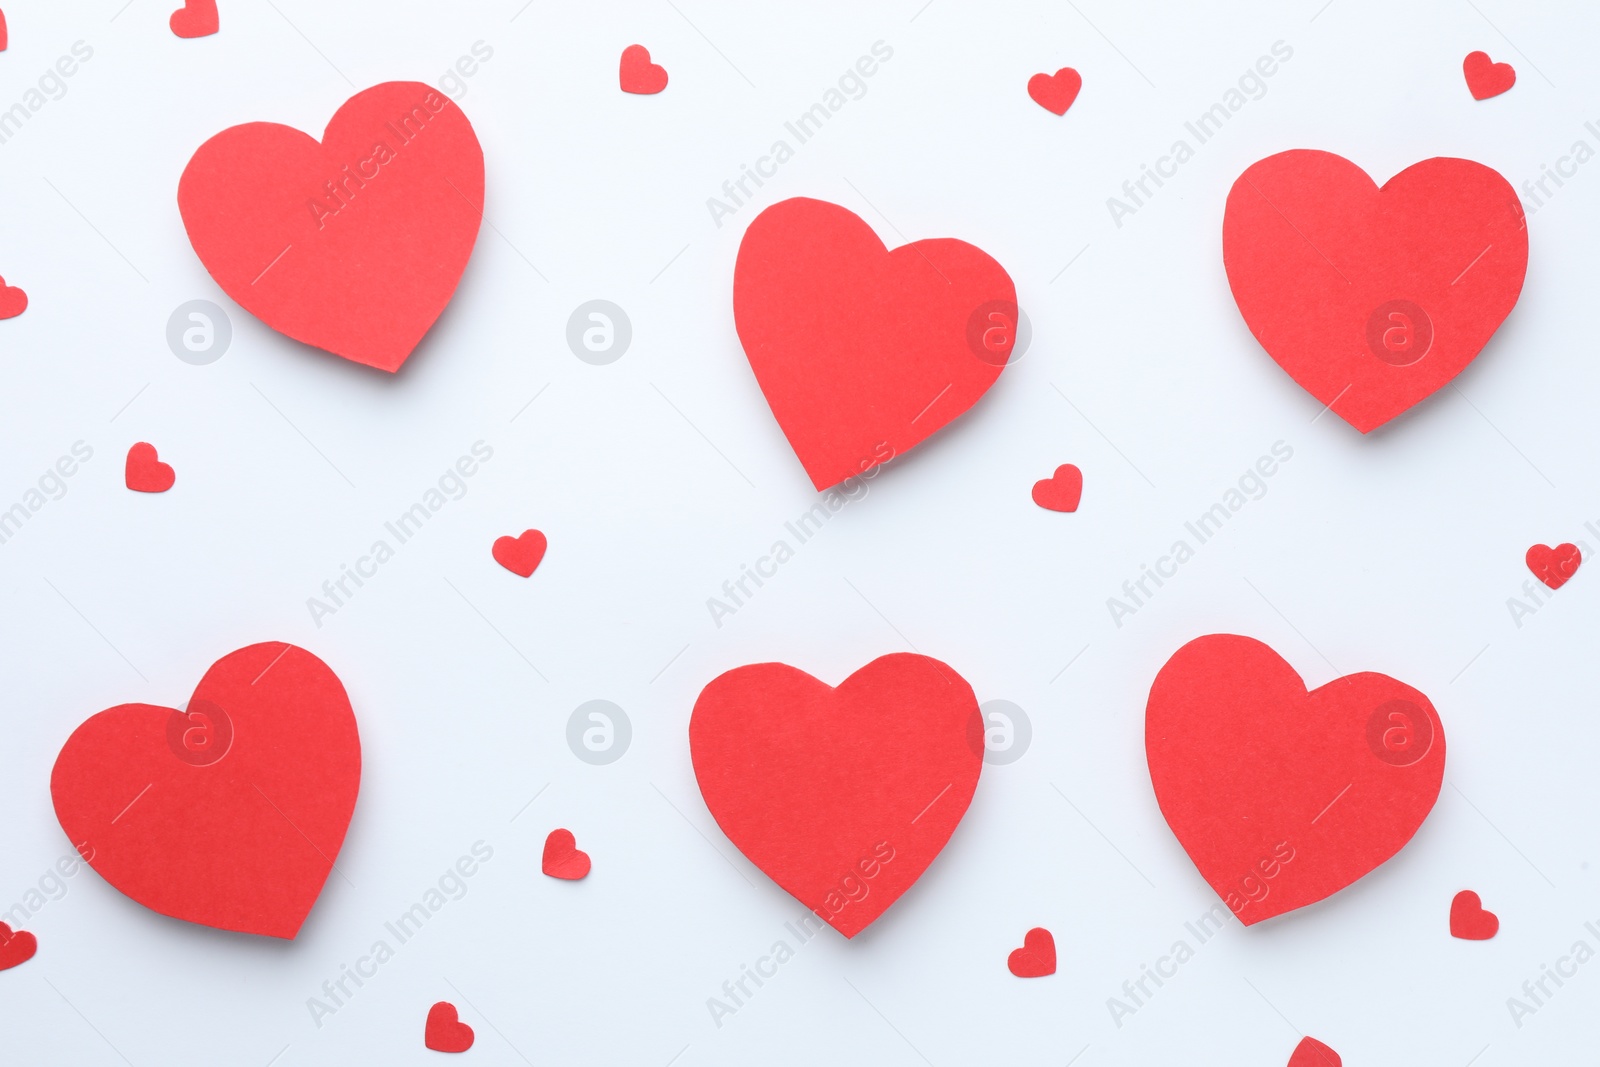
1463, 51, 1515, 100
1526, 543, 1580, 589
169, 0, 219, 38
0, 276, 27, 319
1027, 67, 1082, 115
1006, 927, 1056, 977
620, 44, 668, 95
492, 529, 547, 577
425, 1001, 475, 1053
0, 922, 37, 971
541, 828, 591, 880
1289, 1036, 1342, 1067
1450, 889, 1499, 940
1031, 464, 1083, 512
125, 442, 175, 493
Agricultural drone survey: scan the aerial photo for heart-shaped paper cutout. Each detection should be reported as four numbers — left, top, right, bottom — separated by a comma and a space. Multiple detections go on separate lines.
1289, 1036, 1342, 1067
1027, 67, 1082, 115
1145, 634, 1445, 924
492, 529, 547, 577
1032, 464, 1082, 512
1223, 150, 1526, 432
425, 1001, 474, 1053
125, 442, 175, 493
0, 276, 28, 319
1463, 51, 1515, 100
1526, 542, 1580, 589
0, 922, 37, 971
1006, 927, 1056, 977
619, 44, 667, 95
734, 197, 1016, 490
690, 653, 983, 937
1450, 889, 1499, 940
541, 828, 591, 880
169, 0, 218, 38
179, 82, 484, 372
51, 643, 360, 938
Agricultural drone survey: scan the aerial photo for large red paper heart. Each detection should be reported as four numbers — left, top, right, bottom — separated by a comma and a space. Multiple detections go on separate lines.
733, 197, 1016, 490
1145, 635, 1445, 925
1449, 889, 1499, 940
1006, 927, 1056, 977
1526, 542, 1580, 589
1463, 51, 1515, 100
1027, 67, 1082, 115
51, 643, 360, 938
690, 653, 983, 937
619, 44, 667, 95
169, 0, 218, 38
425, 1001, 474, 1053
1223, 150, 1526, 432
178, 82, 484, 372
0, 922, 37, 971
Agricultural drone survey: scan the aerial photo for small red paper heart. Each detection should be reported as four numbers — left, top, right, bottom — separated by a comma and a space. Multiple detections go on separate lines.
1463, 51, 1515, 100
1027, 67, 1081, 115
425, 1001, 475, 1053
735, 197, 1017, 490
0, 923, 37, 971
1450, 889, 1499, 940
0, 276, 27, 319
125, 442, 175, 493
541, 828, 591, 880
179, 82, 484, 372
169, 0, 219, 38
1006, 927, 1056, 977
1146, 635, 1445, 925
1224, 150, 1526, 433
620, 44, 668, 95
0, 10, 8, 52
1526, 543, 1580, 589
691, 653, 984, 937
1289, 1036, 1342, 1067
492, 529, 547, 577
1031, 464, 1082, 512
51, 643, 360, 938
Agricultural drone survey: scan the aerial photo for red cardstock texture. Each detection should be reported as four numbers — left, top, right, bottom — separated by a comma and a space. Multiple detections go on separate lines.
51, 643, 360, 938
178, 82, 484, 372
1223, 150, 1527, 432
733, 197, 1016, 489
425, 1001, 474, 1053
690, 653, 983, 937
1145, 635, 1445, 925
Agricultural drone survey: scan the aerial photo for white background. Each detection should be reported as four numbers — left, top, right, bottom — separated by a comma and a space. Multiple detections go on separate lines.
2, 0, 1598, 1063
